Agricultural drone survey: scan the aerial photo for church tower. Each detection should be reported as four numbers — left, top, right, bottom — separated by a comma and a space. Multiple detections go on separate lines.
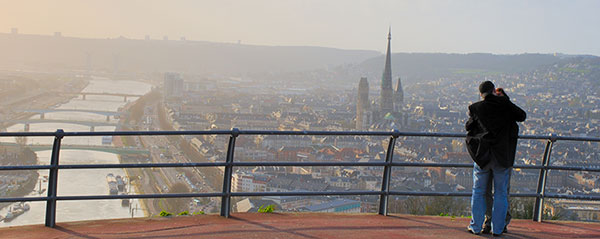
356, 77, 370, 130
394, 77, 404, 112
380, 28, 394, 114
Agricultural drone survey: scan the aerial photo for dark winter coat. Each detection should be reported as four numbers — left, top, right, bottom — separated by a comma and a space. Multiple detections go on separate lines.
465, 94, 526, 168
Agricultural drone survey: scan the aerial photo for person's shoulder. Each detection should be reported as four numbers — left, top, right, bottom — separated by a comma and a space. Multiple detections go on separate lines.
486, 94, 512, 105
486, 94, 507, 101
469, 100, 484, 109
496, 95, 510, 102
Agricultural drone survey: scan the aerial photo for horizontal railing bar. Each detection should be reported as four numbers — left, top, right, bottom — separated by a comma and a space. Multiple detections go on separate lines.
233, 162, 388, 167
544, 193, 600, 200
1, 130, 599, 142
0, 165, 53, 170
237, 130, 394, 136
2, 191, 599, 203
515, 165, 545, 170
390, 163, 552, 170
57, 162, 228, 169
396, 132, 466, 138
509, 193, 540, 198
0, 132, 57, 137
392, 162, 472, 168
57, 193, 224, 201
231, 191, 383, 197
0, 162, 546, 170
2, 163, 599, 173
544, 165, 600, 172
389, 191, 471, 197
388, 191, 600, 200
553, 136, 600, 142
0, 197, 48, 203
62, 130, 233, 136
388, 192, 600, 201
518, 135, 554, 140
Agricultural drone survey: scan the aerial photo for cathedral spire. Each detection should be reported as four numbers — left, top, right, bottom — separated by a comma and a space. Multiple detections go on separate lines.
383, 27, 392, 88
380, 27, 394, 113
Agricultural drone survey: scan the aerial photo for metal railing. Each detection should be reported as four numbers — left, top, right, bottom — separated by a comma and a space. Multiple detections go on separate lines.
0, 129, 599, 227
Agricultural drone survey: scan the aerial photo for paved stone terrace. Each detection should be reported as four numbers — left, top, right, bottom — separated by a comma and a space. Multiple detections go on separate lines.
1, 213, 600, 239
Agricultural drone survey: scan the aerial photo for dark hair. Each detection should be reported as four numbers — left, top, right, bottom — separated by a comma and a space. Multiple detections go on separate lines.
479, 81, 495, 94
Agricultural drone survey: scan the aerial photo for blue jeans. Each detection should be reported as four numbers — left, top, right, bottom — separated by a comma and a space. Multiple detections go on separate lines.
469, 160, 512, 235
485, 171, 512, 230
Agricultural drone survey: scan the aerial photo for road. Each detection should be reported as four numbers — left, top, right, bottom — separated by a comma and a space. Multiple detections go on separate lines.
121, 100, 218, 214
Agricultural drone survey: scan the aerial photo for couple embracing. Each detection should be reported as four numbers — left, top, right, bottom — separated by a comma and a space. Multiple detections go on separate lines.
465, 81, 527, 236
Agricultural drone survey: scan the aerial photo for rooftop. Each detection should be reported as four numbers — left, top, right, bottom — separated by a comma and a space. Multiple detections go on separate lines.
1, 213, 599, 239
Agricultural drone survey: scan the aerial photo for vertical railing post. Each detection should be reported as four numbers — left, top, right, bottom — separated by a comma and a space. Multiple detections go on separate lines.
221, 128, 239, 217
45, 129, 64, 227
379, 130, 399, 216
533, 134, 556, 222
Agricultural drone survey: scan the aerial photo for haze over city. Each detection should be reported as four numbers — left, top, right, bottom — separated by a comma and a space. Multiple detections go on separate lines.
1, 0, 600, 55
0, 1, 600, 237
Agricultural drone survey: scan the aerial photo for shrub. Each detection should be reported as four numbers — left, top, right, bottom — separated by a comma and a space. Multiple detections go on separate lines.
258, 204, 275, 213
178, 211, 189, 216
159, 210, 173, 217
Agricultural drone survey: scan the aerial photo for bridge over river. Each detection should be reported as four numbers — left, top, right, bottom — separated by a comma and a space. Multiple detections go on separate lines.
0, 142, 148, 155
56, 92, 143, 102
21, 109, 122, 121
2, 119, 118, 132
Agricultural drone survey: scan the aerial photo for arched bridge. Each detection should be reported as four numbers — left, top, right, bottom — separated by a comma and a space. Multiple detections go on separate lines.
0, 142, 148, 155
57, 92, 144, 102
22, 109, 121, 121
3, 119, 118, 132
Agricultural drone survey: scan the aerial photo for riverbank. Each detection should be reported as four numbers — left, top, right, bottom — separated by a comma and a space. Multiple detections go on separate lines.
0, 79, 153, 227
116, 90, 161, 217
0, 147, 40, 212
0, 78, 89, 130
0, 78, 87, 211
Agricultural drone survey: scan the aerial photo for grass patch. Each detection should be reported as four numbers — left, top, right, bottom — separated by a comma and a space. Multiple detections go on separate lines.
159, 210, 173, 217
178, 211, 189, 216
258, 204, 275, 213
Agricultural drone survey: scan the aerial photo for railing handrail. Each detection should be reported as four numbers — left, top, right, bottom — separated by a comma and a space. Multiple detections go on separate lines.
1, 129, 599, 227
1, 129, 599, 141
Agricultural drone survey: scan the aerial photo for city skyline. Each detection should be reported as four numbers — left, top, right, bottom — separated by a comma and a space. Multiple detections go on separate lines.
1, 0, 600, 56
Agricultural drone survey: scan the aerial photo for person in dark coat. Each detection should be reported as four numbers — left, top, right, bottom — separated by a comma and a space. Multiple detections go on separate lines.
483, 88, 518, 234
466, 81, 526, 236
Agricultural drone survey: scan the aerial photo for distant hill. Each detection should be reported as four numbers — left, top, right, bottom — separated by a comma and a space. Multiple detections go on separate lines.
0, 33, 379, 75
2, 33, 597, 86
352, 53, 572, 84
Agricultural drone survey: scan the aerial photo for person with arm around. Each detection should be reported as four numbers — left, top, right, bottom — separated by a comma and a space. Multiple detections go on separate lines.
465, 81, 526, 236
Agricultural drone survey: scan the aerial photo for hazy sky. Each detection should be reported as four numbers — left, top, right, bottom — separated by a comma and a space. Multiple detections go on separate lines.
1, 0, 599, 55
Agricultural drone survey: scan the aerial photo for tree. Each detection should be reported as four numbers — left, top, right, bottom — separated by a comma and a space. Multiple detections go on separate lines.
509, 198, 534, 219
15, 135, 27, 147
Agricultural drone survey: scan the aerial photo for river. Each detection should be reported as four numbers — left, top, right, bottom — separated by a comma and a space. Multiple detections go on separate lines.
0, 78, 152, 227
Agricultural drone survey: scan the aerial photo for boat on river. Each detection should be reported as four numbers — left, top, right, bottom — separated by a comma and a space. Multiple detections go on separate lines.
3, 202, 30, 223
116, 175, 125, 192
107, 173, 118, 195
121, 192, 130, 207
